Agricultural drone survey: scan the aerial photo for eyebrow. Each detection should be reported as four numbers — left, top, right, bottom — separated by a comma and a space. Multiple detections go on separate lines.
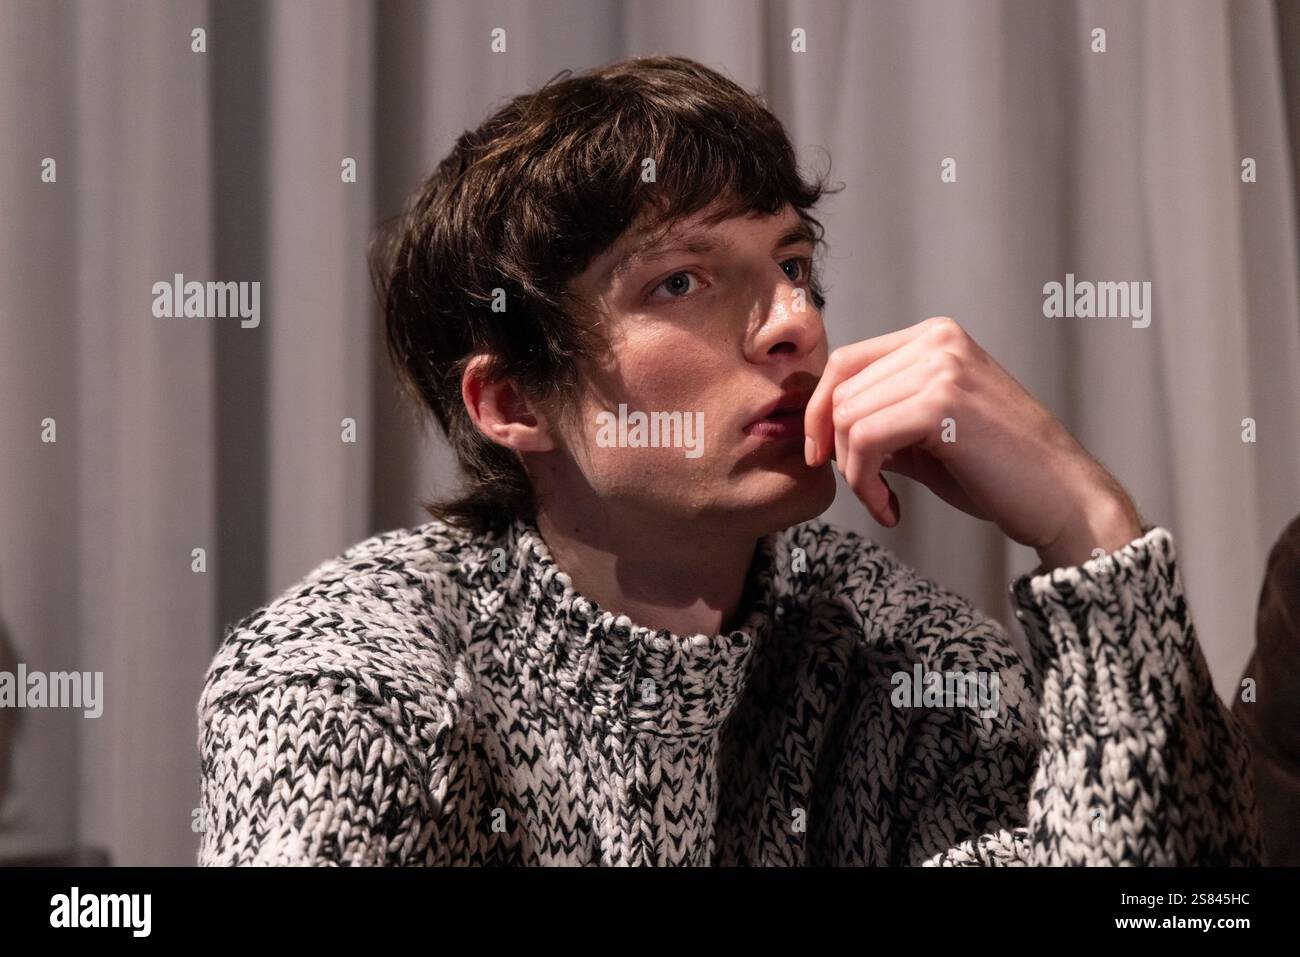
607, 219, 816, 282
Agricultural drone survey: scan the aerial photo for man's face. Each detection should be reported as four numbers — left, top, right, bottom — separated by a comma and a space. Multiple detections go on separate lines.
548, 199, 838, 535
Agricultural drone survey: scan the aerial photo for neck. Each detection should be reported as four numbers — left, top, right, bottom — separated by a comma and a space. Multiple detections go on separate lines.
535, 505, 760, 637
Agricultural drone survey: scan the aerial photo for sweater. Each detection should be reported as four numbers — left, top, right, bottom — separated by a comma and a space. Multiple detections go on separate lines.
195, 515, 1263, 866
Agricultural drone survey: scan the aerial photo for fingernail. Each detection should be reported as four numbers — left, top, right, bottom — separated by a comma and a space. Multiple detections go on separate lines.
804, 437, 816, 466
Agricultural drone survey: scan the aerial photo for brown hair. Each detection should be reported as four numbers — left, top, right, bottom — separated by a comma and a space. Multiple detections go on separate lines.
370, 55, 835, 533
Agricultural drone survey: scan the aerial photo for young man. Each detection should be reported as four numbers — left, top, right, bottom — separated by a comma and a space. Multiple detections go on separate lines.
196, 56, 1262, 866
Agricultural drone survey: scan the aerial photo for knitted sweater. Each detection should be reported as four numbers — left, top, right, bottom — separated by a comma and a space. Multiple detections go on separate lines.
195, 516, 1263, 866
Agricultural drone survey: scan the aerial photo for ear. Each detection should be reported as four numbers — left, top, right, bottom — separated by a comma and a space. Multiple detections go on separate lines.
461, 355, 557, 453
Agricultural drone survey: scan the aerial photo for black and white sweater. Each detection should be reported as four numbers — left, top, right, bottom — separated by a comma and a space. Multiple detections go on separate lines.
195, 517, 1262, 865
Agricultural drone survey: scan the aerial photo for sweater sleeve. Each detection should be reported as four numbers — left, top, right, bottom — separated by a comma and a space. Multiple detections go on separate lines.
904, 526, 1264, 866
197, 677, 436, 866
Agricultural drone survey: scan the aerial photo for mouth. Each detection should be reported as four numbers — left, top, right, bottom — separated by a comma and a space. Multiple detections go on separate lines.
743, 391, 813, 441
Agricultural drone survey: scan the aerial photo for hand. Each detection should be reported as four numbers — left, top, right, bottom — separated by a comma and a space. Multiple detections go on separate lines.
803, 316, 1143, 570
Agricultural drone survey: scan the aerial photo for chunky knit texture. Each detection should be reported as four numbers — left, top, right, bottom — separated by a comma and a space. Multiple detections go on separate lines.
196, 517, 1262, 865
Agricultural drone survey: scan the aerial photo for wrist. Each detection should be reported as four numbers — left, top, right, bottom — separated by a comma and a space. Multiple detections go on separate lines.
1037, 487, 1143, 571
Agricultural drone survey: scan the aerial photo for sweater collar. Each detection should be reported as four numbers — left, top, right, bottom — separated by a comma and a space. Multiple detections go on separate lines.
490, 517, 777, 738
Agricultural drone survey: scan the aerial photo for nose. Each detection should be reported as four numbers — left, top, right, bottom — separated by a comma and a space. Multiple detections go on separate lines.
746, 282, 824, 362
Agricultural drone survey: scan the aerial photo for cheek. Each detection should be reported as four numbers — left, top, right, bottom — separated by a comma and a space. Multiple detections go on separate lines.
563, 329, 732, 487
619, 327, 723, 406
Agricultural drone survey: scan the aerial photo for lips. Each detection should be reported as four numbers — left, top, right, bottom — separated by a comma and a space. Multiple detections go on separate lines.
743, 390, 813, 440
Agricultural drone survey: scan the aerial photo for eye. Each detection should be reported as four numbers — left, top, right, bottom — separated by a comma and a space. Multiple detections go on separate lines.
650, 270, 702, 300
780, 257, 811, 283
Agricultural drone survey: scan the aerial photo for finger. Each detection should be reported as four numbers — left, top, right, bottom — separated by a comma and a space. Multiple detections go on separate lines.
804, 320, 932, 467
841, 393, 944, 526
832, 346, 957, 471
832, 357, 934, 445
821, 331, 938, 411
883, 446, 982, 517
808, 323, 927, 467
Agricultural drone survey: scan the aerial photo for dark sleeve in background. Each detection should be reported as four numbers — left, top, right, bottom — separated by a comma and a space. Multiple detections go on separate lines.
1232, 513, 1300, 866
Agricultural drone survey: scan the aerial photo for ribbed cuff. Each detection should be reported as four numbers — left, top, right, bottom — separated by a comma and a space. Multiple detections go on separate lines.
1008, 525, 1188, 741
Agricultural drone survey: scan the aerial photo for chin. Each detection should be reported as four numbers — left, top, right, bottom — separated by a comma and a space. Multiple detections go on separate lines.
775, 467, 838, 528
725, 463, 838, 536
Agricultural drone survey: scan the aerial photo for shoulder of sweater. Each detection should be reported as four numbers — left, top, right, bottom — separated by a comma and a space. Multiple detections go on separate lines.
197, 518, 483, 746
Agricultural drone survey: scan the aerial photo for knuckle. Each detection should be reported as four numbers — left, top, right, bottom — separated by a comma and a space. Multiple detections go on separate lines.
927, 387, 957, 418
928, 350, 963, 385
928, 382, 959, 409
848, 418, 876, 448
925, 315, 963, 344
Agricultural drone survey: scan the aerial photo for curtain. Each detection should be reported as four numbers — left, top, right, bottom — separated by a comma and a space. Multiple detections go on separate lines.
1, 0, 1296, 865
